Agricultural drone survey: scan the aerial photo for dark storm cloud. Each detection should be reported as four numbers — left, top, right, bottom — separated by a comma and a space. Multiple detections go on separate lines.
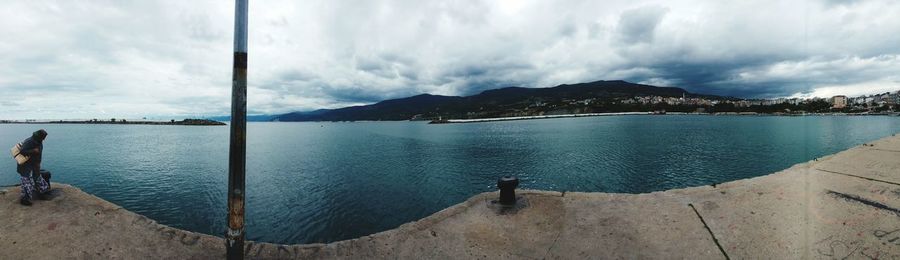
632, 59, 778, 97
617, 6, 669, 44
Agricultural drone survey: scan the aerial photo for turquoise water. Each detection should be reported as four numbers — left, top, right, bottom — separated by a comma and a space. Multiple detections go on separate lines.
1, 115, 899, 244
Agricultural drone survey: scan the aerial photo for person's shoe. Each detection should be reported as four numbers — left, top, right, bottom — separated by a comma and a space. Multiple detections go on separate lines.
20, 198, 32, 206
36, 193, 51, 200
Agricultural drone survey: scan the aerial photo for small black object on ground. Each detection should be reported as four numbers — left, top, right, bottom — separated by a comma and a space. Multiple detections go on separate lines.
497, 176, 519, 206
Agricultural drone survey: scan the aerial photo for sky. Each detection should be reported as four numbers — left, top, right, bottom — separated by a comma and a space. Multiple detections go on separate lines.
1, 0, 899, 119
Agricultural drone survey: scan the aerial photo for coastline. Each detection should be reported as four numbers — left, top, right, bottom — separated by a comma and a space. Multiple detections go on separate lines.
2, 133, 899, 258
429, 112, 651, 124
429, 111, 900, 124
0, 119, 225, 126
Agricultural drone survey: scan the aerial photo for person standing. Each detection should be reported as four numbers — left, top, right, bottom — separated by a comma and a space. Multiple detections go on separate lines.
16, 129, 49, 206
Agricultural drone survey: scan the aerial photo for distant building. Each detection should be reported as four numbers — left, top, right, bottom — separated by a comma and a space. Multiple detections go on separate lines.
865, 97, 875, 104
832, 95, 848, 109
886, 93, 898, 105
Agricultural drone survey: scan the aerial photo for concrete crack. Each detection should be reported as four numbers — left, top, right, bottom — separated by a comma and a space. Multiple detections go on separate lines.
872, 148, 900, 153
542, 230, 564, 259
816, 168, 900, 186
825, 190, 900, 217
688, 203, 730, 260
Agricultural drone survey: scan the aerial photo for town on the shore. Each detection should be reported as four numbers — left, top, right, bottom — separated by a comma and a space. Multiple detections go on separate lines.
427, 91, 900, 123
588, 91, 900, 115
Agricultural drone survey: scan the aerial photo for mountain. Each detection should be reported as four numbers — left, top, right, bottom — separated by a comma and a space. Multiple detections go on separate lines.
275, 80, 731, 122
205, 114, 277, 122
276, 95, 464, 122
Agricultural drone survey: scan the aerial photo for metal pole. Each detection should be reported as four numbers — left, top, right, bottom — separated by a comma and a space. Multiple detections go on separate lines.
226, 0, 248, 259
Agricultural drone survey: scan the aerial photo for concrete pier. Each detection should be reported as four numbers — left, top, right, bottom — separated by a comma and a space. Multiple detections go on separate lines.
2, 134, 900, 259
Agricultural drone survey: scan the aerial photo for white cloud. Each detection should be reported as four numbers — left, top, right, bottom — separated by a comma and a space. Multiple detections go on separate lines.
791, 80, 900, 99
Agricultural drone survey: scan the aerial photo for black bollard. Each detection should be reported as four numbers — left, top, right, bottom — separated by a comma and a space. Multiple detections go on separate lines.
497, 176, 519, 206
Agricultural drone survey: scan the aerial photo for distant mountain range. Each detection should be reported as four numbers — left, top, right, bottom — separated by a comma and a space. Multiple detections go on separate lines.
205, 114, 277, 122
271, 80, 731, 122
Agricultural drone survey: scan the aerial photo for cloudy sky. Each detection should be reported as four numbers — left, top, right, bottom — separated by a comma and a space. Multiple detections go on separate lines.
1, 0, 899, 119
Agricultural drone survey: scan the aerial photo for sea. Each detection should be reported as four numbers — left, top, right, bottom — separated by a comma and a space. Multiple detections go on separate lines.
2, 115, 899, 244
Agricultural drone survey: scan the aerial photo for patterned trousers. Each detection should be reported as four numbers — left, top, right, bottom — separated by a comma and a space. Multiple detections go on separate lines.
20, 172, 49, 201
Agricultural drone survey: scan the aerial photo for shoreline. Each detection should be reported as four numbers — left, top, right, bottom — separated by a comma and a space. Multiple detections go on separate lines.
2, 134, 899, 258
0, 119, 225, 126
429, 112, 651, 124
429, 111, 900, 124
3, 113, 896, 125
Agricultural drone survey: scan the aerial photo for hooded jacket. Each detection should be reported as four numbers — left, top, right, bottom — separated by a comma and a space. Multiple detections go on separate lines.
16, 130, 46, 176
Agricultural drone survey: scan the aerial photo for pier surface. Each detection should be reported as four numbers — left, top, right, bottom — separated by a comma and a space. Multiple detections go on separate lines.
2, 135, 900, 259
